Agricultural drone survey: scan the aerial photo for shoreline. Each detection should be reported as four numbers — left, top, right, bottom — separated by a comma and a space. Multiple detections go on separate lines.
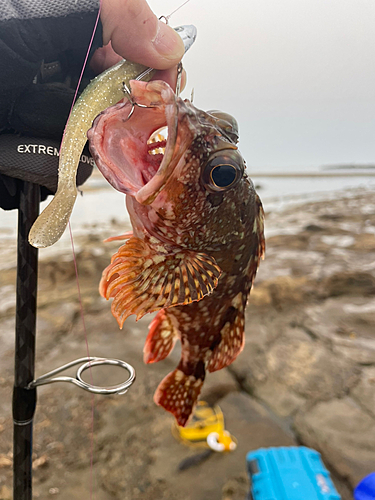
1, 188, 375, 499
250, 171, 375, 177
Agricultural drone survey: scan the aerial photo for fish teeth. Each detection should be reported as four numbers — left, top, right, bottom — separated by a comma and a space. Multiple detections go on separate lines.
148, 147, 165, 156
147, 129, 167, 156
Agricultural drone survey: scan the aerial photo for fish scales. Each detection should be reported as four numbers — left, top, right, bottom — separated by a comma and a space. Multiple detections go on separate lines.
88, 79, 265, 426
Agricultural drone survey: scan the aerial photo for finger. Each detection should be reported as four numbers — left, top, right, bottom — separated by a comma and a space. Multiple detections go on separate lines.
90, 44, 187, 94
90, 42, 123, 73
152, 68, 187, 93
100, 0, 185, 70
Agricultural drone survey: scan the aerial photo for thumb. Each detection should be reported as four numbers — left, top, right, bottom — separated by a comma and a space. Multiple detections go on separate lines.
100, 0, 185, 70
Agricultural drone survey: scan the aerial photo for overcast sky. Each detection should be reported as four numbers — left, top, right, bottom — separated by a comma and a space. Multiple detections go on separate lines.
148, 0, 375, 171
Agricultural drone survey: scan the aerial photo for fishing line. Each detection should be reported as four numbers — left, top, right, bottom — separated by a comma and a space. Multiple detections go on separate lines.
68, 222, 95, 498
65, 3, 103, 499
60, 2, 102, 154
165, 0, 192, 20
64, 1, 191, 497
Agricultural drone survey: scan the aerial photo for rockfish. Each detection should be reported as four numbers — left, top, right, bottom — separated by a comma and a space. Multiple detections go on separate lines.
28, 24, 196, 249
87, 79, 265, 426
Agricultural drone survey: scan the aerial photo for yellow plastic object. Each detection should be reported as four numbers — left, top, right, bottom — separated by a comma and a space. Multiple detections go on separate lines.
172, 401, 237, 452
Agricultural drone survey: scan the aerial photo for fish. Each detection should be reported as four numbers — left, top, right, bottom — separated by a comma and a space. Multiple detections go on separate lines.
87, 78, 265, 427
28, 24, 197, 249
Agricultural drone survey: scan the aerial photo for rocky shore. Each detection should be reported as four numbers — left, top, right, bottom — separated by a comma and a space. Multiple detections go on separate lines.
1, 187, 375, 499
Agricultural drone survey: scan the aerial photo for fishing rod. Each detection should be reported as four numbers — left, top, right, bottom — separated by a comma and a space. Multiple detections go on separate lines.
11, 178, 136, 500
2, 19, 197, 499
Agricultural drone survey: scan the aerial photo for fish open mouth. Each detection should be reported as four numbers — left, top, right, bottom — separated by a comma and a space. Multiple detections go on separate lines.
87, 80, 187, 205
147, 127, 168, 157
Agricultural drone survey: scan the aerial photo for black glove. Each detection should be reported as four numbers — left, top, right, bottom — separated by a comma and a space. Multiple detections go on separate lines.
0, 3, 103, 209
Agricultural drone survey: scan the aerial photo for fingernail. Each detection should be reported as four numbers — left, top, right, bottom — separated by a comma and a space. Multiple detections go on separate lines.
153, 20, 185, 60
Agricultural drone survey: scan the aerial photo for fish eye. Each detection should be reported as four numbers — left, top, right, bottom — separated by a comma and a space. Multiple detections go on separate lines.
211, 164, 237, 188
202, 150, 244, 192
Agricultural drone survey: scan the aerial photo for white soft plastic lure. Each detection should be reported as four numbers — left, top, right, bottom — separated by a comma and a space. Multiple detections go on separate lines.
28, 25, 197, 248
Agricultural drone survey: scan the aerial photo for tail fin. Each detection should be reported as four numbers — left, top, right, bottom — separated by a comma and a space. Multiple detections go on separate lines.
143, 310, 178, 364
154, 365, 205, 426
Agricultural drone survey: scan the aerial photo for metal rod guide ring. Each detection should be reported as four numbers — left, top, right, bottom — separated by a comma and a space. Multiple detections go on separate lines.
28, 357, 136, 395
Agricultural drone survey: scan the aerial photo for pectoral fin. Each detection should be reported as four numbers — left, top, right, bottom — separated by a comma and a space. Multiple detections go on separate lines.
100, 237, 221, 328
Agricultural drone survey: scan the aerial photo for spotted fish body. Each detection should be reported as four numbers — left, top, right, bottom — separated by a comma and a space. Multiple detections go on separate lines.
88, 79, 265, 426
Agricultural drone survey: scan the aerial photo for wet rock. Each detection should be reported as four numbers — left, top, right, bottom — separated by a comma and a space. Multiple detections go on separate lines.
320, 235, 355, 248
305, 297, 375, 364
294, 397, 375, 488
229, 339, 270, 393
0, 285, 16, 316
351, 366, 375, 418
0, 485, 12, 500
266, 233, 309, 250
234, 325, 360, 410
262, 329, 360, 403
304, 224, 325, 232
351, 233, 375, 251
219, 392, 295, 449
200, 367, 238, 407
253, 380, 306, 418
2, 188, 375, 499
221, 475, 249, 500
321, 272, 375, 297
149, 392, 295, 500
253, 275, 315, 310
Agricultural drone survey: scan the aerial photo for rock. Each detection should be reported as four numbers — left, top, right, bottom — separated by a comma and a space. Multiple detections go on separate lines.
0, 317, 15, 375
0, 485, 12, 500
218, 391, 295, 451
247, 286, 273, 308
262, 276, 314, 309
37, 302, 79, 336
266, 233, 309, 251
200, 367, 238, 407
234, 325, 360, 409
320, 235, 355, 248
221, 475, 249, 500
321, 272, 375, 297
351, 366, 375, 417
304, 224, 325, 232
305, 297, 375, 364
351, 233, 375, 252
3, 188, 375, 499
0, 455, 12, 468
253, 380, 306, 418
262, 329, 360, 403
148, 392, 295, 500
294, 397, 375, 488
0, 285, 16, 315
229, 340, 269, 394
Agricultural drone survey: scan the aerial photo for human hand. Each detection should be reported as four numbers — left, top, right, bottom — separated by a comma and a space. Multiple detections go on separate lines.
91, 0, 186, 89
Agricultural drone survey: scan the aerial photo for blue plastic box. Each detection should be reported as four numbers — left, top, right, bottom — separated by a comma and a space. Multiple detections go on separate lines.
246, 446, 341, 500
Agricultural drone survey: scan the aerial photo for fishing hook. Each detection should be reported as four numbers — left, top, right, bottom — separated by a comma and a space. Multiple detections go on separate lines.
121, 80, 157, 123
176, 61, 183, 97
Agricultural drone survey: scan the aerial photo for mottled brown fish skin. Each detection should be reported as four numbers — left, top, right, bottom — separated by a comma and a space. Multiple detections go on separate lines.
146, 157, 265, 425
91, 83, 265, 426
